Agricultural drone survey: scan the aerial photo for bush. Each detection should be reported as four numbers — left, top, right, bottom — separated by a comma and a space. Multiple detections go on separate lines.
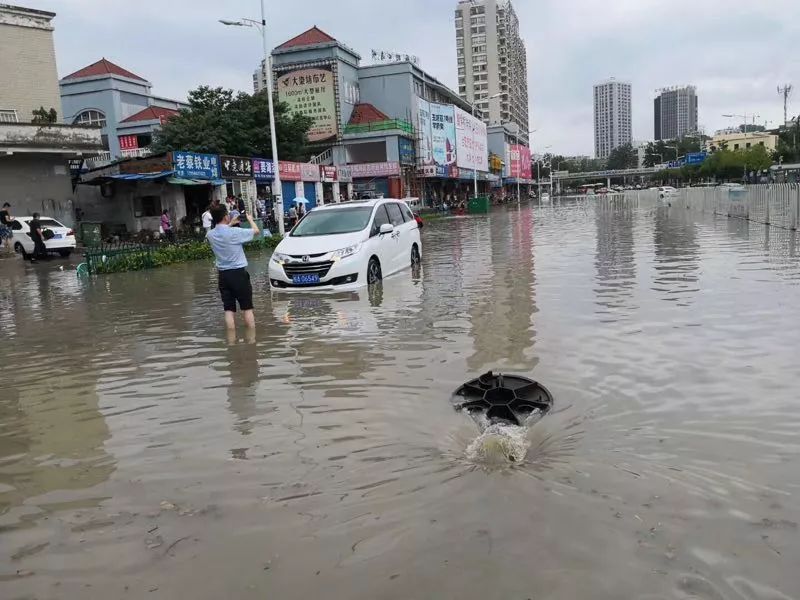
91, 235, 282, 275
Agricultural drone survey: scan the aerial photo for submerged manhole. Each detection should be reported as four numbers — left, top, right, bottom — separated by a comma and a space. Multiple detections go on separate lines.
453, 371, 553, 426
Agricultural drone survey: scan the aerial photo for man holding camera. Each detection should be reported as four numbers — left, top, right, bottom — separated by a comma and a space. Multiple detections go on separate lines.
206, 204, 260, 331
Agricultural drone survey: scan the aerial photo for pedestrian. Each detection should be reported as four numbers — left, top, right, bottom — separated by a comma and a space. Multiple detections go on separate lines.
206, 205, 260, 331
160, 209, 174, 242
202, 199, 219, 235
0, 202, 15, 254
28, 212, 47, 261
288, 204, 298, 228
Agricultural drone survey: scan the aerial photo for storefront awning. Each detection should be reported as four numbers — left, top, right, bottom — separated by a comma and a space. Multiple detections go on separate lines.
108, 170, 175, 181
167, 177, 226, 186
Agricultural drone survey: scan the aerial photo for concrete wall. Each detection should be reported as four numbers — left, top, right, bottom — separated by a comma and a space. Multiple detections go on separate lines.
359, 71, 414, 121
75, 180, 187, 234
0, 8, 61, 122
0, 154, 76, 227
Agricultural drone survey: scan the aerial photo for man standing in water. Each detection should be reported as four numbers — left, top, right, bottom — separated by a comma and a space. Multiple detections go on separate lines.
28, 212, 47, 261
206, 205, 260, 331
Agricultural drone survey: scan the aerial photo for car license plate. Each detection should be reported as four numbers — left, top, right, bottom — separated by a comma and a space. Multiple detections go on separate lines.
292, 274, 320, 285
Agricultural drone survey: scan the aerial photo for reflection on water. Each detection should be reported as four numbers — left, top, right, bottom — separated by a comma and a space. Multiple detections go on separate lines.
1, 203, 799, 599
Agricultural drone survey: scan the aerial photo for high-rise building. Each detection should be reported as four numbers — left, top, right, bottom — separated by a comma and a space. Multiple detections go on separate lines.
593, 78, 632, 160
654, 85, 698, 141
454, 0, 529, 142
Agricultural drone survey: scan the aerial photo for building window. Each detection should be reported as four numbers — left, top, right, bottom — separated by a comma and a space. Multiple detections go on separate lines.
74, 109, 106, 128
134, 195, 162, 218
0, 109, 18, 123
456, 37, 464, 48
472, 34, 486, 44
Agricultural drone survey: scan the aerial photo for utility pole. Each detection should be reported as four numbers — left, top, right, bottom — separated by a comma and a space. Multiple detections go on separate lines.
778, 84, 793, 126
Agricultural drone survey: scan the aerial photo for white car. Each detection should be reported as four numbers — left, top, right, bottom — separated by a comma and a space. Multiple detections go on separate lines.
658, 186, 678, 198
540, 193, 551, 203
11, 216, 77, 258
269, 199, 422, 291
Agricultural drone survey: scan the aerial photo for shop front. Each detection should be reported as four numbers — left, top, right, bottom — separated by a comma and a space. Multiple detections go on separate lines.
220, 154, 257, 211
319, 165, 338, 203
252, 158, 275, 220
172, 151, 224, 227
337, 166, 353, 200
278, 161, 305, 214
300, 163, 321, 207
350, 161, 401, 199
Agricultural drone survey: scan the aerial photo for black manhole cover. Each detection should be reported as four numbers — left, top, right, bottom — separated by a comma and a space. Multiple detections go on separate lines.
453, 371, 553, 426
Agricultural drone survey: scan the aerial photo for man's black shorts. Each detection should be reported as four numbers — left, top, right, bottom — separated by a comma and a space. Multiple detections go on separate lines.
218, 268, 253, 312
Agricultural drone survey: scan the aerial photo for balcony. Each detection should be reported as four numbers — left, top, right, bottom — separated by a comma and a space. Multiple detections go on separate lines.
0, 122, 103, 154
343, 119, 414, 137
120, 147, 153, 159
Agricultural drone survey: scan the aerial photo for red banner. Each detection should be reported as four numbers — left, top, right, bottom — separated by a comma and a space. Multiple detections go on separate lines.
509, 144, 531, 179
278, 161, 303, 181
119, 135, 139, 150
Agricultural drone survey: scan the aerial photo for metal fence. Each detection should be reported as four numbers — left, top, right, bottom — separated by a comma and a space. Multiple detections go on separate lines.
83, 242, 156, 274
623, 185, 800, 231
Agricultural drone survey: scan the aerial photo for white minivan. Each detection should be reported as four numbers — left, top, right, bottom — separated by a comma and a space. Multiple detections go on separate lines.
268, 199, 422, 291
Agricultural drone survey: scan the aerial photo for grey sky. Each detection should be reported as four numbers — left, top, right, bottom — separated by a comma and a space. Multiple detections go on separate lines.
37, 0, 800, 156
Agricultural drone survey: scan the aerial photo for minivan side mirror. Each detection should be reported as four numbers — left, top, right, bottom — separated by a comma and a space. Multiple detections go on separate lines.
379, 223, 394, 235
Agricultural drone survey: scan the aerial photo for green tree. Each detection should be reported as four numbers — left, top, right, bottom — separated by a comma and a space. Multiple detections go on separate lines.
775, 116, 800, 163
151, 86, 313, 161
31, 106, 58, 124
606, 143, 638, 170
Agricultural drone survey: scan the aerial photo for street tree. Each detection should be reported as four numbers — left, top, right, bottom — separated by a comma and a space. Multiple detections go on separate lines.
151, 86, 314, 161
606, 143, 638, 170
31, 106, 58, 124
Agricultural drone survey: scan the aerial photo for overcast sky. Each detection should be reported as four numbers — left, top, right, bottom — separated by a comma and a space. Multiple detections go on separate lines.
38, 0, 800, 156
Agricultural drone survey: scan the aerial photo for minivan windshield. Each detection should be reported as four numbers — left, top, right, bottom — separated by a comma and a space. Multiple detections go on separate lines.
290, 207, 373, 237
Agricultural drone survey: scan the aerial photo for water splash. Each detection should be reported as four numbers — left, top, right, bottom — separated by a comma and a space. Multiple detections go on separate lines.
465, 423, 531, 465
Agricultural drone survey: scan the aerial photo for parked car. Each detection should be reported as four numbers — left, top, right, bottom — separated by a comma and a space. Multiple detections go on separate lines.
658, 186, 678, 199
268, 199, 422, 291
11, 216, 76, 259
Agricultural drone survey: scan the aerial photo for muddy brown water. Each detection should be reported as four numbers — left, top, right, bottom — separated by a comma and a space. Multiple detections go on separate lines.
1, 202, 798, 599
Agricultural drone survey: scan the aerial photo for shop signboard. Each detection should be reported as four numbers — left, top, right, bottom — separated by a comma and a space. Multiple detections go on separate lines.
279, 161, 303, 181
454, 106, 488, 172
349, 162, 401, 178
416, 97, 433, 166
337, 166, 352, 183
430, 103, 456, 168
220, 155, 253, 179
320, 166, 337, 182
508, 144, 532, 179
300, 163, 321, 182
251, 158, 275, 180
172, 151, 220, 179
277, 67, 338, 142
398, 137, 415, 165
121, 154, 173, 175
419, 165, 458, 178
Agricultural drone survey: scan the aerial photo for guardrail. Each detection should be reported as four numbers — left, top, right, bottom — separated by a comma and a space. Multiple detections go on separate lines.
622, 184, 800, 230
343, 119, 414, 136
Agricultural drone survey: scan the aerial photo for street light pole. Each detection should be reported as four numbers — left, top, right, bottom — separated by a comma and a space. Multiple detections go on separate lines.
472, 103, 479, 198
220, 0, 284, 235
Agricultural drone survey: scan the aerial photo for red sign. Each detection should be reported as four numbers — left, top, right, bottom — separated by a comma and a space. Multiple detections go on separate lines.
278, 161, 303, 181
320, 166, 337, 181
119, 135, 139, 150
509, 144, 532, 179
349, 161, 401, 178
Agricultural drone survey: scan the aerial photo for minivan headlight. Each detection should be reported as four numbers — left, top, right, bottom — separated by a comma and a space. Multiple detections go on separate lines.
332, 243, 362, 260
271, 252, 290, 264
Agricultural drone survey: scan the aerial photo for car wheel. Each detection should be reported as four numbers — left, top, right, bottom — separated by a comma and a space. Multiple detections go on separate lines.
367, 257, 382, 285
14, 242, 28, 259
411, 244, 421, 267
58, 249, 72, 258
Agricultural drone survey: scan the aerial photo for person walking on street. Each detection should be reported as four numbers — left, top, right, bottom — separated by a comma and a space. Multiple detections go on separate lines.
0, 202, 15, 254
288, 204, 298, 229
202, 199, 219, 235
28, 212, 46, 261
206, 205, 260, 331
161, 209, 174, 242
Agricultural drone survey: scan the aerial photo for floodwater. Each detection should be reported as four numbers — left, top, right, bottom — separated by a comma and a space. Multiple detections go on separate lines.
1, 200, 799, 599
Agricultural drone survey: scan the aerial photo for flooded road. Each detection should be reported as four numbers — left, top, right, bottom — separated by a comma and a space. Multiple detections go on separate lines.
1, 201, 799, 599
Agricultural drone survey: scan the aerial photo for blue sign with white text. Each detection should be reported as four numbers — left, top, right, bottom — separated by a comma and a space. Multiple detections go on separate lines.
173, 151, 220, 179
685, 152, 708, 166
398, 138, 415, 165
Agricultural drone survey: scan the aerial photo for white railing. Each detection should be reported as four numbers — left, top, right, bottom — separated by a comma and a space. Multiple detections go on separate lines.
310, 148, 332, 165
120, 147, 153, 159
623, 184, 800, 230
0, 109, 19, 123
84, 151, 113, 170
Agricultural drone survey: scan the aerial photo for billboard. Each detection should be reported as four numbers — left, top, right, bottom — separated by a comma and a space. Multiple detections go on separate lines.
416, 97, 433, 166
454, 106, 488, 172
430, 103, 457, 168
277, 67, 337, 142
508, 144, 532, 179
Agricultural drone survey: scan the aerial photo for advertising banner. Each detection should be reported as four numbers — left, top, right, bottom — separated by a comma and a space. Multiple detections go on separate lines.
278, 67, 338, 142
300, 163, 321, 182
278, 161, 303, 181
508, 144, 532, 179
173, 151, 220, 180
454, 106, 488, 172
251, 158, 275, 180
350, 162, 401, 178
416, 97, 433, 166
220, 155, 253, 179
337, 166, 352, 183
320, 166, 337, 182
119, 135, 138, 150
430, 103, 456, 168
399, 137, 415, 165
